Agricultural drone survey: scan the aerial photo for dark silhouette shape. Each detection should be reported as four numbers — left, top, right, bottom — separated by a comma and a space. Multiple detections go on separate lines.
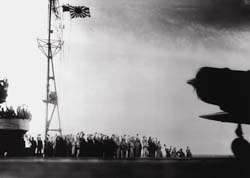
188, 66, 250, 159
235, 124, 243, 138
231, 137, 250, 158
0, 79, 8, 104
186, 146, 192, 158
188, 67, 250, 123
30, 137, 37, 156
231, 124, 250, 160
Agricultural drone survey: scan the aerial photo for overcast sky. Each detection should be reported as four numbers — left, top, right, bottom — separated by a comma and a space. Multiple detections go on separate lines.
2, 0, 250, 155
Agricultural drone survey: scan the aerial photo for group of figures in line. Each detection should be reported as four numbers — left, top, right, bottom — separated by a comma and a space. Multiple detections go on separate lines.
0, 105, 31, 120
164, 145, 192, 158
26, 132, 192, 158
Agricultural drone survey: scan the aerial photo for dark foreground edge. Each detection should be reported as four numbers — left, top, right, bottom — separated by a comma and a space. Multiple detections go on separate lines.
0, 156, 248, 178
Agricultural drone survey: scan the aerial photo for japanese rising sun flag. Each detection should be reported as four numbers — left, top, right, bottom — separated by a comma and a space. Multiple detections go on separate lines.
62, 5, 91, 18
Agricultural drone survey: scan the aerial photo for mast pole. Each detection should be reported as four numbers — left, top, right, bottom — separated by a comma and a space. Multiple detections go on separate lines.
42, 0, 62, 138
45, 0, 53, 139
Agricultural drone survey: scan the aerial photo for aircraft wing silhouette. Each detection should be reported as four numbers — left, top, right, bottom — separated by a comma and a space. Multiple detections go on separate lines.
188, 67, 250, 124
200, 112, 250, 125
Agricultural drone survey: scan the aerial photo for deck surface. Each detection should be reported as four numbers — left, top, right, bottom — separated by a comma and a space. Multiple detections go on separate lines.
0, 157, 247, 178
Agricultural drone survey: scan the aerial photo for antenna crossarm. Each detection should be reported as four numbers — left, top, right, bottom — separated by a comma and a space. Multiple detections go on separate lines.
37, 38, 63, 58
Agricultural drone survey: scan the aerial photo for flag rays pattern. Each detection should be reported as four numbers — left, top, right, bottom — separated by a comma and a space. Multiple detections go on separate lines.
69, 6, 91, 18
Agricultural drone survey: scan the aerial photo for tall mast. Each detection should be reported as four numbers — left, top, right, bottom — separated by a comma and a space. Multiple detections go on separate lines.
38, 0, 63, 138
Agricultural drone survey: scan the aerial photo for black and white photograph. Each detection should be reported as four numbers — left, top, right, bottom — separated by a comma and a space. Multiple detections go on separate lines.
0, 0, 249, 177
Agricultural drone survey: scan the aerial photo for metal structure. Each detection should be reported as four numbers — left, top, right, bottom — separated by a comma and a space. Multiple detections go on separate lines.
37, 0, 63, 137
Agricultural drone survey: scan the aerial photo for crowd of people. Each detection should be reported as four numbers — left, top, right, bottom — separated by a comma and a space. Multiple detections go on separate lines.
24, 132, 192, 159
164, 145, 192, 158
0, 105, 31, 120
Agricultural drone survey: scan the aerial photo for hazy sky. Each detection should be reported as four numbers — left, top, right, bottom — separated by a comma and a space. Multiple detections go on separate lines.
2, 0, 250, 155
